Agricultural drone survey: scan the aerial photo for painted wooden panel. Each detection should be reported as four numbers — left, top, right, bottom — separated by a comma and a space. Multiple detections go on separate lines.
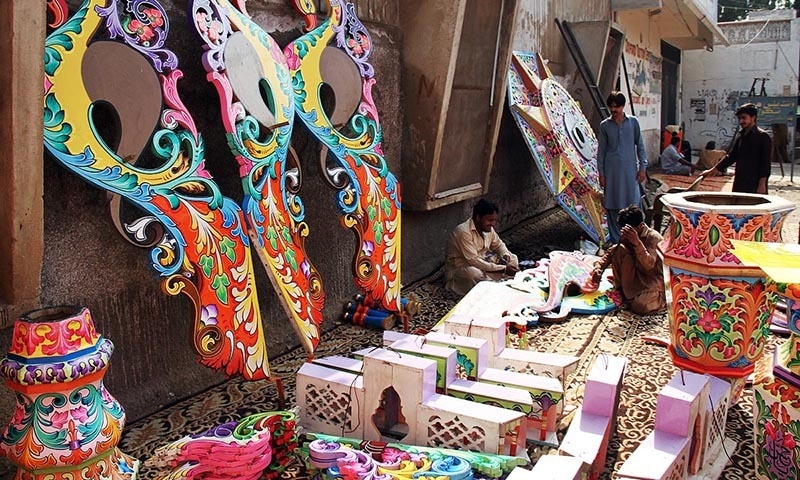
43, 0, 272, 379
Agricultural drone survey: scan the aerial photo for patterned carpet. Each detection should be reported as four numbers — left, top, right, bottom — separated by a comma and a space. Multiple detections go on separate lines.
114, 207, 764, 479
0, 208, 764, 478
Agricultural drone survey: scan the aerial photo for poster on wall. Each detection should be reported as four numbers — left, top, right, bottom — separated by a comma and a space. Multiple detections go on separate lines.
623, 40, 662, 130
690, 98, 706, 121
738, 96, 797, 127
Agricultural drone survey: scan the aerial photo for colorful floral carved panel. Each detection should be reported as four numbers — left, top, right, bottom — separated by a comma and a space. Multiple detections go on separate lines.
149, 410, 298, 479
667, 270, 776, 377
0, 307, 138, 478
43, 0, 271, 379
191, 0, 325, 355
46, 0, 70, 28
755, 379, 800, 479
507, 51, 608, 244
285, 0, 402, 313
305, 438, 474, 480
666, 207, 790, 268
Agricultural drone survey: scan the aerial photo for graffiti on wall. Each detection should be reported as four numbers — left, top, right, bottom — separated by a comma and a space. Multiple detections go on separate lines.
687, 87, 750, 148
623, 40, 661, 131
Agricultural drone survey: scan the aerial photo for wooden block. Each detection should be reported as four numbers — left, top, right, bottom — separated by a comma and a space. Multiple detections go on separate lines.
582, 355, 627, 418
441, 281, 534, 323
655, 371, 709, 475
419, 393, 526, 456
352, 347, 380, 360
558, 407, 613, 479
443, 314, 507, 358
527, 455, 583, 479
616, 430, 691, 480
655, 371, 710, 439
296, 363, 364, 438
362, 348, 438, 444
495, 348, 579, 387
702, 375, 731, 468
311, 355, 363, 374
425, 331, 490, 379
390, 338, 458, 391
382, 330, 417, 346
448, 377, 555, 444
479, 367, 564, 417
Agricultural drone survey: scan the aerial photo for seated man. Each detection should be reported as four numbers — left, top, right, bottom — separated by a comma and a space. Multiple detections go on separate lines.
591, 205, 665, 314
697, 141, 726, 170
445, 199, 519, 295
659, 135, 697, 176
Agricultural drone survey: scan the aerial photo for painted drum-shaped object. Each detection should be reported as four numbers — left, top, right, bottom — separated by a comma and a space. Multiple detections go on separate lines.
660, 192, 795, 377
0, 306, 138, 479
754, 355, 800, 480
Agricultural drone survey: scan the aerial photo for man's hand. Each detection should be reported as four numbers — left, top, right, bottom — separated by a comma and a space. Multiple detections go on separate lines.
599, 175, 605, 188
504, 264, 519, 276
620, 225, 641, 247
756, 178, 767, 194
637, 170, 646, 184
590, 267, 603, 284
702, 167, 719, 177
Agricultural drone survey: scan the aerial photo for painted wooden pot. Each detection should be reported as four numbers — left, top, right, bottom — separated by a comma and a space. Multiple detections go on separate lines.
660, 192, 794, 378
0, 306, 138, 479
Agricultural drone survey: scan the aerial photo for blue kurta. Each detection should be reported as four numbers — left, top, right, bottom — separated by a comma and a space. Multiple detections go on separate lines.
597, 115, 648, 210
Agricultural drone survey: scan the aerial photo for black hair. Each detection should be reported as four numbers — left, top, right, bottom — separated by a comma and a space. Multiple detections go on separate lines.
670, 135, 681, 146
618, 204, 644, 228
735, 103, 758, 118
705, 141, 716, 150
473, 199, 499, 219
606, 91, 626, 107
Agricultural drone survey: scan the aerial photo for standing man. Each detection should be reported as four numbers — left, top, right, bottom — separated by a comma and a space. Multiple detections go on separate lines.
660, 135, 697, 176
702, 103, 772, 194
445, 199, 519, 296
597, 92, 648, 244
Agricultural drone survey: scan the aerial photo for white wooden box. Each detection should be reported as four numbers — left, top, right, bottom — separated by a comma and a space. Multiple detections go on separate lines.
419, 393, 526, 456
296, 362, 364, 438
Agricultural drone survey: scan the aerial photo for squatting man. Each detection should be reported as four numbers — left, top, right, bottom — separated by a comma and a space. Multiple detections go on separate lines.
445, 200, 519, 296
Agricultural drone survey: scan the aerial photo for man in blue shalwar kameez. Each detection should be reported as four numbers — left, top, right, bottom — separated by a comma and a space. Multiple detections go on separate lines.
597, 92, 648, 244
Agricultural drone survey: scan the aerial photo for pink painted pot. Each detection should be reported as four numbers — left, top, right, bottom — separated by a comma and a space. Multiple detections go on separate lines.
0, 306, 138, 479
660, 192, 794, 378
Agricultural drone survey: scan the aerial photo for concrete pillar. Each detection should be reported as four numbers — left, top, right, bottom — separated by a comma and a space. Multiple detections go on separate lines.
0, 0, 45, 325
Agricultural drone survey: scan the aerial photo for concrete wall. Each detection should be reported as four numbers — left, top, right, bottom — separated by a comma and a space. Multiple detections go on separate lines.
681, 12, 799, 150
615, 9, 665, 164
0, 0, 609, 423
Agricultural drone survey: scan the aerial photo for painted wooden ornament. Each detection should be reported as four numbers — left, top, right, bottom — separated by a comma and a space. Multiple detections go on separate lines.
0, 307, 138, 479
505, 251, 621, 319
148, 410, 298, 479
46, 0, 70, 28
729, 241, 800, 479
286, 0, 402, 314
302, 433, 526, 479
507, 51, 608, 244
305, 437, 474, 480
43, 0, 272, 379
660, 192, 795, 378
190, 0, 326, 356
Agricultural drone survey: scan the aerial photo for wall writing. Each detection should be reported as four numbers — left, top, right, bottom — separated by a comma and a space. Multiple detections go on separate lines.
623, 40, 661, 130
